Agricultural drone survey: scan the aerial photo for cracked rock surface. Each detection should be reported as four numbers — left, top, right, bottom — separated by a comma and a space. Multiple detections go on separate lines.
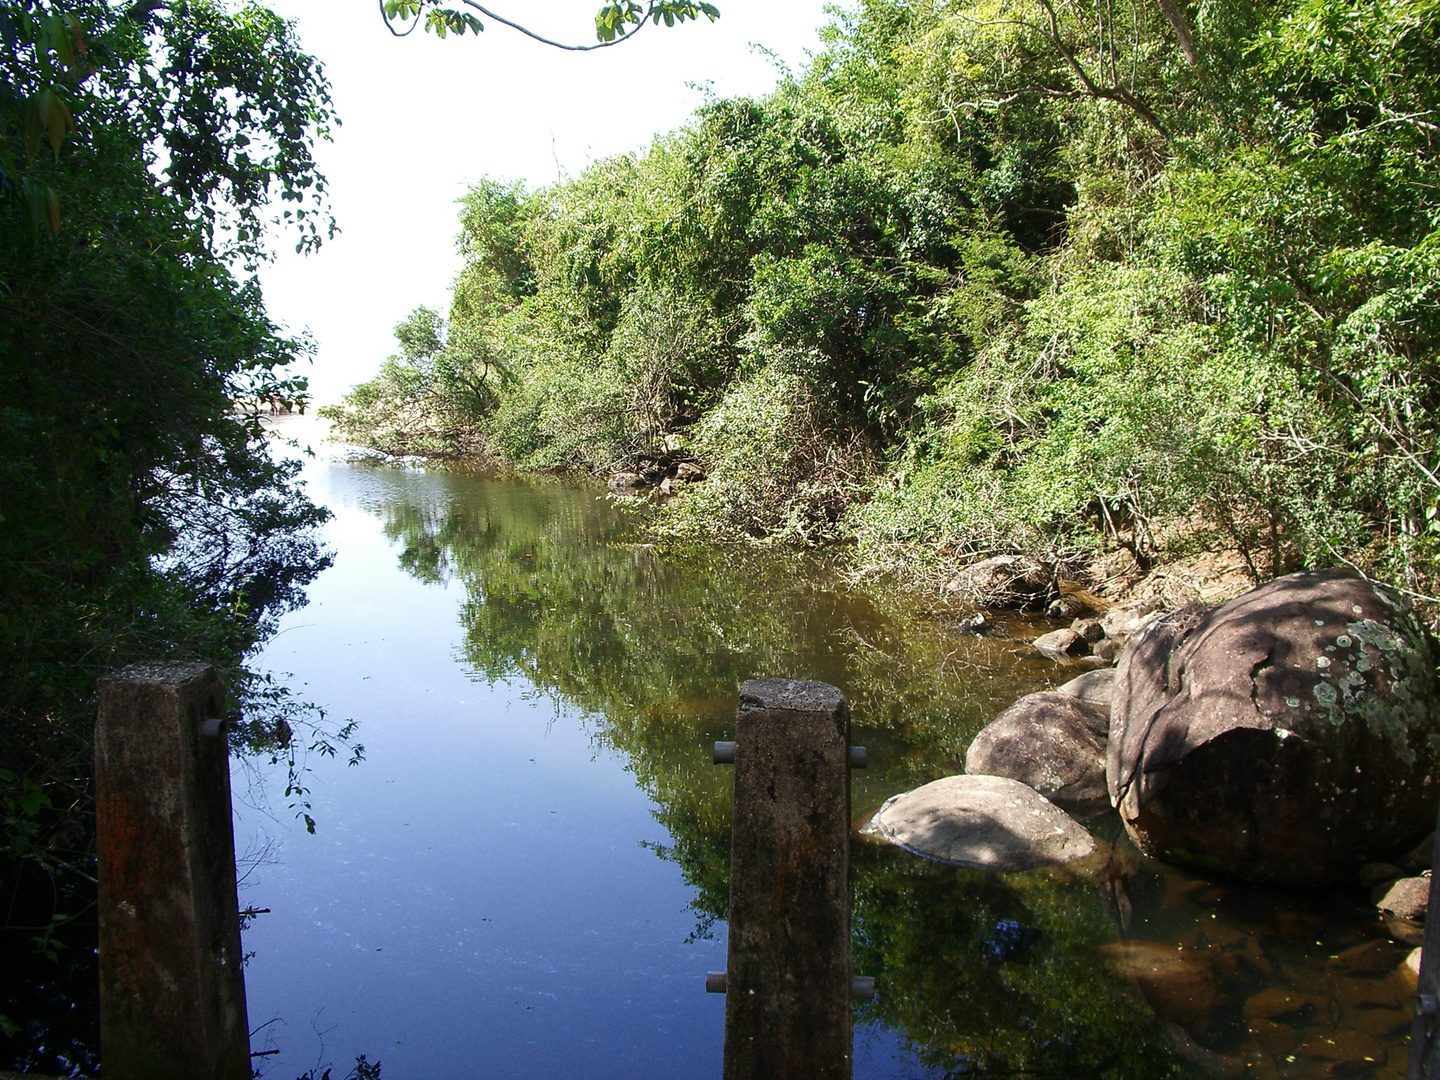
1107, 569, 1440, 884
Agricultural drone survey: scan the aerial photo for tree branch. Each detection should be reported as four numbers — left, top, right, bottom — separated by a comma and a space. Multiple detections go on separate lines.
1153, 0, 1199, 65
379, 0, 423, 38
457, 0, 651, 51
1035, 0, 1169, 138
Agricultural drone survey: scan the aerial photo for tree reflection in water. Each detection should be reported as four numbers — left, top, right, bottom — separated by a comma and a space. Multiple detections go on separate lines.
356, 462, 1191, 1079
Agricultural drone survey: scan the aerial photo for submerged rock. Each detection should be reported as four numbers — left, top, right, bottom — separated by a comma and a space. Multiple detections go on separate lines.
1108, 569, 1440, 885
863, 774, 1095, 871
965, 692, 1107, 808
1325, 938, 1411, 978
1033, 627, 1087, 657
1242, 985, 1322, 1023
1096, 940, 1227, 1033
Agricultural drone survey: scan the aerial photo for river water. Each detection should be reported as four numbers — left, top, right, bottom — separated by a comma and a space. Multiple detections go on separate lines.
232, 419, 1417, 1080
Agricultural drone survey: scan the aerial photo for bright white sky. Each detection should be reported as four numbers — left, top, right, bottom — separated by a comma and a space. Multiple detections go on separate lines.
256, 0, 834, 404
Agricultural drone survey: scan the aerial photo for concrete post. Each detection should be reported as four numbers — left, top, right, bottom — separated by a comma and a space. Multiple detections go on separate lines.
95, 663, 251, 1080
722, 678, 854, 1080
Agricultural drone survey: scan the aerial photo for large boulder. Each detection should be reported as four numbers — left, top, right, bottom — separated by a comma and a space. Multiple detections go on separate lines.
965, 692, 1108, 808
607, 471, 648, 493
1108, 569, 1440, 884
863, 774, 1096, 871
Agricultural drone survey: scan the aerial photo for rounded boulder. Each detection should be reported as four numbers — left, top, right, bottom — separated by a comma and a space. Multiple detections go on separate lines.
863, 774, 1096, 872
966, 691, 1108, 809
1108, 569, 1440, 884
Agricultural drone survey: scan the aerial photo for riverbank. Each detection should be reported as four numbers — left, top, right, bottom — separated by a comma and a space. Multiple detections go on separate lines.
314, 412, 1273, 628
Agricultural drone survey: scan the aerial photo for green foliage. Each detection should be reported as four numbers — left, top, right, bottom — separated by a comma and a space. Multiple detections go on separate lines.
0, 0, 87, 232
321, 304, 505, 457
380, 1, 484, 39
337, 0, 1440, 601
595, 1, 719, 40
0, 0, 343, 1033
654, 367, 871, 544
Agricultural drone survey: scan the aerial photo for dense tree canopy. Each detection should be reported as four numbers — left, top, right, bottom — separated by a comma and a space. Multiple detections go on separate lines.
330, 0, 1440, 607
1, 1, 341, 1063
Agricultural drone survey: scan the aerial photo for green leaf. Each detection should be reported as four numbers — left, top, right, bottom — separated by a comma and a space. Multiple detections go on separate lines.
18, 779, 51, 816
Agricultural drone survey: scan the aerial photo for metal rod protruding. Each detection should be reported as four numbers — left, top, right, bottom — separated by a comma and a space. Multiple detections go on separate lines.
848, 746, 867, 769
713, 741, 737, 765
850, 976, 876, 1000
706, 971, 728, 994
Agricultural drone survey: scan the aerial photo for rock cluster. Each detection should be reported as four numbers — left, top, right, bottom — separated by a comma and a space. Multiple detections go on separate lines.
870, 567, 1438, 905
865, 567, 1438, 1070
1031, 599, 1161, 663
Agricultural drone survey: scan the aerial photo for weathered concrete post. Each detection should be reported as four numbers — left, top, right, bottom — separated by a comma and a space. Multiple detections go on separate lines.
95, 663, 251, 1080
719, 678, 856, 1080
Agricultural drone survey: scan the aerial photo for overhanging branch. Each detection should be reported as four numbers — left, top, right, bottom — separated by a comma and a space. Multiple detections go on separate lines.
459, 0, 651, 49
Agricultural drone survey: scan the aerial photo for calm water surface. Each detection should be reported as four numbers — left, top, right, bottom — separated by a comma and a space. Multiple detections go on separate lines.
235, 420, 1417, 1080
